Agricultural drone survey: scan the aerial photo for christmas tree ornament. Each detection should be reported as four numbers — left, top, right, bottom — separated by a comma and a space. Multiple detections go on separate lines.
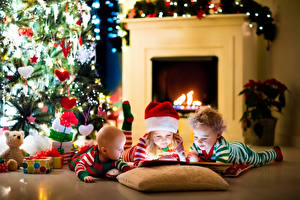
79, 35, 83, 46
54, 68, 70, 82
18, 27, 33, 38
76, 19, 82, 26
52, 118, 72, 134
60, 111, 78, 127
26, 114, 36, 124
78, 124, 94, 136
60, 39, 72, 58
61, 97, 77, 110
76, 47, 94, 65
79, 105, 93, 135
18, 66, 34, 79
30, 55, 38, 63
41, 106, 48, 113
97, 105, 107, 118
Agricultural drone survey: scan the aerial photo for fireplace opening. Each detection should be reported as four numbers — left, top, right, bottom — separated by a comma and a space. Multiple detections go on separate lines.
152, 56, 218, 114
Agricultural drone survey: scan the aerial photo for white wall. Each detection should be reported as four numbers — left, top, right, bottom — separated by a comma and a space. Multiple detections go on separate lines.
255, 0, 300, 147
121, 0, 300, 147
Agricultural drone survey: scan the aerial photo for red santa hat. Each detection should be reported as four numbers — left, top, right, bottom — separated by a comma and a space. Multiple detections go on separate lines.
145, 101, 179, 133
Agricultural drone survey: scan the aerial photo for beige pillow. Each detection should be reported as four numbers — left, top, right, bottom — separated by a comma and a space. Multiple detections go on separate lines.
117, 165, 229, 192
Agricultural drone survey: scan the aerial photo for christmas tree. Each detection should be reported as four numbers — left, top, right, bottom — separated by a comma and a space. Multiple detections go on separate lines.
0, 0, 112, 140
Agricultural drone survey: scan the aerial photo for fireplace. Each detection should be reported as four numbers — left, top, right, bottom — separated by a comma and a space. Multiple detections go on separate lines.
122, 15, 258, 147
152, 56, 218, 115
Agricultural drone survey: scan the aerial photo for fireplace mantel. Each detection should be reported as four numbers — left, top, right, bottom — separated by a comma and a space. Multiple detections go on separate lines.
122, 14, 258, 147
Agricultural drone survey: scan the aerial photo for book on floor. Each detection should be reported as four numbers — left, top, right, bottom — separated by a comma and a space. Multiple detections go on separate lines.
138, 160, 232, 174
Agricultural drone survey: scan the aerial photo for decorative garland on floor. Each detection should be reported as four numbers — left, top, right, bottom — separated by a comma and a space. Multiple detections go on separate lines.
124, 0, 276, 48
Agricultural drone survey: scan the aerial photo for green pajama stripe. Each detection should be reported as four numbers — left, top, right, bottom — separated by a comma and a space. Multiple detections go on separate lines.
190, 136, 277, 166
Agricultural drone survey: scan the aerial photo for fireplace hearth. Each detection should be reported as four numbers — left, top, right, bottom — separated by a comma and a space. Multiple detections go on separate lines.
152, 56, 218, 117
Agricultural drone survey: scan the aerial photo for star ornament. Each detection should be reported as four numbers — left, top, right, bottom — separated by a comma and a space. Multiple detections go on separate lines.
30, 55, 38, 64
27, 114, 36, 124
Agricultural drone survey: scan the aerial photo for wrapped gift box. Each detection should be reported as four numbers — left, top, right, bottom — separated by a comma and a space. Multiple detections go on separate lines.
52, 156, 63, 169
23, 157, 53, 174
0, 158, 8, 173
49, 140, 73, 153
62, 151, 75, 165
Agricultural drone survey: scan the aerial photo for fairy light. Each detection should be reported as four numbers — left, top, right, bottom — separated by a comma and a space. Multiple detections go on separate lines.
38, 102, 44, 108
92, 0, 101, 40
92, 0, 100, 9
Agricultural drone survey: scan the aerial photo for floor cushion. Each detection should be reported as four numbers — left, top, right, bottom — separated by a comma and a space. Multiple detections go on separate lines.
117, 165, 229, 192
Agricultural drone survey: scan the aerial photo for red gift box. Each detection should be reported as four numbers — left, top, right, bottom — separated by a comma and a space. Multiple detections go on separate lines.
62, 151, 75, 165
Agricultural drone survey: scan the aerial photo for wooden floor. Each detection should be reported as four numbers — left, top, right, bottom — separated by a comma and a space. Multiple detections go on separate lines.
0, 147, 300, 200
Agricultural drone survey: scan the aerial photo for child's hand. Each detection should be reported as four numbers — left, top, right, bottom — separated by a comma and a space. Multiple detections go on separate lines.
106, 168, 121, 179
84, 176, 96, 183
176, 141, 184, 153
187, 153, 201, 162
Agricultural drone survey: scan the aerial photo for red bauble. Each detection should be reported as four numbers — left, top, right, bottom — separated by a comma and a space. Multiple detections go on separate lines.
54, 69, 70, 82
60, 97, 77, 110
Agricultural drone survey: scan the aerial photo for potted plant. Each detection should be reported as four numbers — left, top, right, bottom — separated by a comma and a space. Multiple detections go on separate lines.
239, 78, 288, 145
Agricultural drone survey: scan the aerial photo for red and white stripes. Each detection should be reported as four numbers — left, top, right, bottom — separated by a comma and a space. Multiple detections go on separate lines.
75, 150, 95, 176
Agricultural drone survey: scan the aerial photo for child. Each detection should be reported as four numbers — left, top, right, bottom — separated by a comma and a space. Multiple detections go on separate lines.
133, 101, 186, 166
69, 125, 133, 183
187, 106, 283, 167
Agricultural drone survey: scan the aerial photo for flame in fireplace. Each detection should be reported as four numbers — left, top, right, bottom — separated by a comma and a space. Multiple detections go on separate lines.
174, 94, 186, 106
173, 90, 202, 110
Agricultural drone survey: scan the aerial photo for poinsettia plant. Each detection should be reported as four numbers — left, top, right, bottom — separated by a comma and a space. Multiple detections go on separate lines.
239, 78, 288, 131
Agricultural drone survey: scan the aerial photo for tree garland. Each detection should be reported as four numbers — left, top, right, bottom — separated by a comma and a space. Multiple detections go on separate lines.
124, 0, 276, 47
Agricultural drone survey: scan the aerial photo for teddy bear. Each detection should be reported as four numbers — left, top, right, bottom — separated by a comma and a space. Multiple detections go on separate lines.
0, 130, 28, 171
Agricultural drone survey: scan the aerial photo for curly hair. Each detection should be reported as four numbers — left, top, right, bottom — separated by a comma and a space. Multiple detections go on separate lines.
188, 106, 226, 135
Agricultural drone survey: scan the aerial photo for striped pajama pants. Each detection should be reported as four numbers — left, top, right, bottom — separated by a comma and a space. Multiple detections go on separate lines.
228, 142, 277, 167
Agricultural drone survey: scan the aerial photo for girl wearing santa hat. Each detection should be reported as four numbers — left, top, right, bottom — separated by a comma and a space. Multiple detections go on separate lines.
121, 101, 186, 166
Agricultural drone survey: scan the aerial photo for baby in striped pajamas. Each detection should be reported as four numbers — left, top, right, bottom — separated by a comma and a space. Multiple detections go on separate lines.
187, 106, 283, 167
69, 125, 133, 183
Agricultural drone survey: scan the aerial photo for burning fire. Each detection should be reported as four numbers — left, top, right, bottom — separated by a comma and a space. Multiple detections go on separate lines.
173, 90, 202, 110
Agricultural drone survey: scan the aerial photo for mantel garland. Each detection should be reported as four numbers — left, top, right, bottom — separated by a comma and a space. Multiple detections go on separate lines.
124, 0, 276, 49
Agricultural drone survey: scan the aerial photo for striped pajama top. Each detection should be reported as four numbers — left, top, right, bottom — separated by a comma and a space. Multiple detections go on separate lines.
190, 136, 277, 166
74, 146, 128, 181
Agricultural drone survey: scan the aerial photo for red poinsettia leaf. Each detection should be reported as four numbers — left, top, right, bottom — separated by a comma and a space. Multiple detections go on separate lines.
60, 97, 76, 110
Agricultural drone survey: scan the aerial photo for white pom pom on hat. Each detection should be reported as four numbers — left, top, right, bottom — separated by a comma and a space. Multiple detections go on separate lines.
144, 101, 179, 133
